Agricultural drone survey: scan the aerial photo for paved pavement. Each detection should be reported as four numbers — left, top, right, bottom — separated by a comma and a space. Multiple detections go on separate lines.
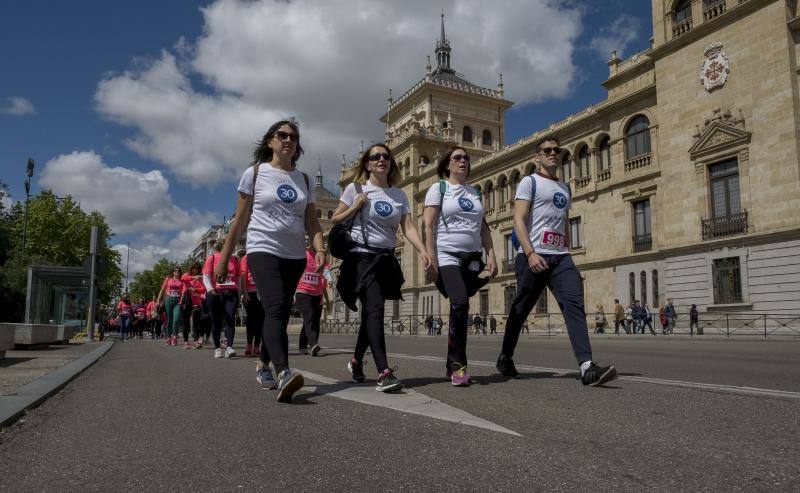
0, 342, 104, 396
0, 334, 798, 491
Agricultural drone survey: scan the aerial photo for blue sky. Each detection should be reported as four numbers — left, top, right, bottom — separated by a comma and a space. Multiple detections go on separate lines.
0, 0, 652, 283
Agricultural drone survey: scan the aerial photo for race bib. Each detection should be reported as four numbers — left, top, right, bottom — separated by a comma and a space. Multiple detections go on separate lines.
120, 308, 131, 316
541, 228, 567, 250
168, 289, 180, 297
217, 275, 237, 287
302, 272, 320, 286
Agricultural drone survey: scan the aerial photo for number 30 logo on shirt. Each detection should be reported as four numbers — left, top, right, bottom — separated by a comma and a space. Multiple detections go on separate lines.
552, 192, 567, 210
277, 184, 298, 203
458, 198, 474, 212
374, 200, 393, 217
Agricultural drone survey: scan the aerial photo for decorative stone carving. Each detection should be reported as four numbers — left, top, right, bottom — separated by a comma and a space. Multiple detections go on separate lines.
700, 43, 730, 92
688, 108, 751, 161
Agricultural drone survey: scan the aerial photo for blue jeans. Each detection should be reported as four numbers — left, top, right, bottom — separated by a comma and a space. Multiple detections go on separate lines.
501, 253, 592, 364
119, 315, 130, 339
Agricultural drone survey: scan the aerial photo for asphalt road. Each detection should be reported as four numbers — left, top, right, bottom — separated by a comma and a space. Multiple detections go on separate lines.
1, 334, 798, 492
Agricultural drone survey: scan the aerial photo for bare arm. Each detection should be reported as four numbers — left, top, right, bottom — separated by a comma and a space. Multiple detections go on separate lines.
512, 199, 547, 273
422, 206, 439, 267
331, 191, 369, 224
305, 203, 327, 271
480, 220, 498, 277
401, 213, 433, 274
215, 191, 252, 278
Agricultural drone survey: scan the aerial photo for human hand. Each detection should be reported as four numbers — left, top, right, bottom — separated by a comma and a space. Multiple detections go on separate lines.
527, 252, 548, 273
352, 192, 369, 210
315, 252, 327, 272
213, 261, 228, 280
486, 256, 498, 278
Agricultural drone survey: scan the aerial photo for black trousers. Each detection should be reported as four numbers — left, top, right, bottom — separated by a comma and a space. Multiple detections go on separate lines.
438, 265, 479, 372
207, 290, 238, 349
244, 293, 264, 348
247, 252, 306, 374
350, 256, 391, 373
181, 303, 201, 342
296, 292, 322, 349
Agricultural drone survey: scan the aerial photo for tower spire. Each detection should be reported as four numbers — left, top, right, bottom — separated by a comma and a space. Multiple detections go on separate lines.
434, 12, 453, 74
316, 156, 323, 186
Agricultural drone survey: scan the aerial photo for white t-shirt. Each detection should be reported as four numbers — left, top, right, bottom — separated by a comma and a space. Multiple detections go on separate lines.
515, 173, 571, 256
424, 181, 484, 267
238, 164, 315, 259
340, 182, 410, 252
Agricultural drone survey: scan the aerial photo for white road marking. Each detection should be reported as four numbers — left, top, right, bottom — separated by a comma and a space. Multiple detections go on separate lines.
296, 369, 522, 437
385, 352, 800, 401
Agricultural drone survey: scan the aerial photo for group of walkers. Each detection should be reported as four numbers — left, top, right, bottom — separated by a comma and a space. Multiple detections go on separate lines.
116, 122, 619, 404
600, 298, 700, 335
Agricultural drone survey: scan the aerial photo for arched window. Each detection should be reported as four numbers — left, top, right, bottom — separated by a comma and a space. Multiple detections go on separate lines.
420, 155, 430, 165
674, 0, 692, 23
484, 181, 495, 209
640, 271, 648, 306
510, 170, 521, 194
474, 185, 482, 197
561, 151, 572, 181
327, 210, 333, 220
652, 269, 660, 307
598, 136, 611, 171
316, 209, 322, 218
524, 162, 536, 175
462, 126, 473, 143
498, 176, 508, 203
442, 121, 449, 129
482, 130, 492, 146
629, 272, 636, 306
625, 115, 651, 159
578, 146, 590, 178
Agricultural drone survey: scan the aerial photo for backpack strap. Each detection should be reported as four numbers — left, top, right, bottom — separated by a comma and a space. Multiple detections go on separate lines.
438, 180, 448, 231
352, 182, 369, 248
245, 163, 261, 233
302, 172, 310, 193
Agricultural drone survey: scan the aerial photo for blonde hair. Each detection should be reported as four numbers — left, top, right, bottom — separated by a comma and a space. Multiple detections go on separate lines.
354, 143, 401, 186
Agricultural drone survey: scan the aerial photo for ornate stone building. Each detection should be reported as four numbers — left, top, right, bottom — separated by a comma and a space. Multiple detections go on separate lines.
336, 0, 800, 324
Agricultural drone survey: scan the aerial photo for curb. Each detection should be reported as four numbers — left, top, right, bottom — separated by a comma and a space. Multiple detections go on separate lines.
0, 340, 114, 429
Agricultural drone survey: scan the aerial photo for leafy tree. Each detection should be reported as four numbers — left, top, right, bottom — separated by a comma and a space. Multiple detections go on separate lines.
128, 258, 179, 302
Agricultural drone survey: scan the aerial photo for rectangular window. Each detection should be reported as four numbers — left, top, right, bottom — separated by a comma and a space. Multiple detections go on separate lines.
536, 290, 548, 314
479, 290, 489, 316
504, 285, 516, 313
713, 257, 743, 304
569, 217, 582, 249
632, 199, 652, 252
709, 159, 741, 218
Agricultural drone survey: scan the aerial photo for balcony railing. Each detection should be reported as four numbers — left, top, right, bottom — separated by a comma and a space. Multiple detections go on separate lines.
502, 259, 515, 274
597, 167, 611, 182
672, 17, 693, 38
704, 0, 726, 21
485, 207, 495, 217
575, 175, 591, 189
498, 203, 507, 214
624, 153, 652, 172
632, 234, 652, 252
701, 210, 748, 240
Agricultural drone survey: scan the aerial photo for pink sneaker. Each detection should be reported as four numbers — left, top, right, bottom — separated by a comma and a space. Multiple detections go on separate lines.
451, 366, 471, 387
244, 344, 253, 357
184, 341, 190, 349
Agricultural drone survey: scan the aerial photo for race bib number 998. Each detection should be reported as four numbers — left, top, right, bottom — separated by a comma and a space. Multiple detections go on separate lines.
541, 229, 566, 250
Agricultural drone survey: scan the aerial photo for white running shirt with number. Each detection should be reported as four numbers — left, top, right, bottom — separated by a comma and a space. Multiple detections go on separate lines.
340, 182, 410, 252
515, 173, 571, 256
238, 164, 315, 259
424, 182, 484, 267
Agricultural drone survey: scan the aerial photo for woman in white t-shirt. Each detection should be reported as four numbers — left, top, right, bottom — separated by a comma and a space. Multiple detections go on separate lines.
332, 143, 433, 392
215, 120, 326, 404
422, 147, 498, 387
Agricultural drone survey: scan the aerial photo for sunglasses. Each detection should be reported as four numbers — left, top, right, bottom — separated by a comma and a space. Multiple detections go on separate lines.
369, 152, 392, 162
451, 154, 470, 162
540, 147, 561, 155
274, 131, 298, 143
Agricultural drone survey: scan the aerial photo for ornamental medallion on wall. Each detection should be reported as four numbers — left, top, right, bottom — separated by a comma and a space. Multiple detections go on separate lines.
700, 43, 730, 92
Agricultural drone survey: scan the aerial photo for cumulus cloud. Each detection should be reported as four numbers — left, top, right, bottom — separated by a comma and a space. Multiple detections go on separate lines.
114, 225, 210, 285
589, 14, 642, 60
95, 0, 582, 188
39, 150, 215, 235
0, 97, 35, 115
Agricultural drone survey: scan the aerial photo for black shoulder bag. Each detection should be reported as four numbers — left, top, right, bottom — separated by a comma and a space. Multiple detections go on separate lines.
327, 182, 364, 259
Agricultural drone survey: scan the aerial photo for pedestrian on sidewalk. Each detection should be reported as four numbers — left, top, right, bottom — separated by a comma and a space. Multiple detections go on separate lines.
180, 262, 204, 349
295, 244, 330, 357
215, 120, 324, 402
625, 304, 634, 334
632, 300, 645, 334
495, 136, 617, 386
659, 305, 668, 334
489, 315, 497, 334
664, 298, 676, 334
690, 304, 701, 335
333, 143, 433, 393
116, 293, 133, 341
594, 304, 607, 334
643, 303, 656, 335
204, 240, 241, 358
239, 252, 263, 358
613, 298, 627, 334
156, 267, 184, 346
423, 146, 497, 386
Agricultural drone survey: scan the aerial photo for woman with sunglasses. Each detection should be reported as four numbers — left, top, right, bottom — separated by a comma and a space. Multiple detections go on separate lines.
215, 120, 326, 403
332, 144, 433, 392
156, 267, 184, 346
423, 147, 498, 386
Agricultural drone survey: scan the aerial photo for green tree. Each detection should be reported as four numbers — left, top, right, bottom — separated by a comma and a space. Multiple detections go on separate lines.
128, 257, 179, 302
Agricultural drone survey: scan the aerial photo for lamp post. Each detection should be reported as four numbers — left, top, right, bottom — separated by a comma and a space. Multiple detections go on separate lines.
22, 158, 34, 253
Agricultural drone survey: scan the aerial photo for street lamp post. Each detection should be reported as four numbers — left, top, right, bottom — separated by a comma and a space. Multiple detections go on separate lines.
21, 158, 34, 253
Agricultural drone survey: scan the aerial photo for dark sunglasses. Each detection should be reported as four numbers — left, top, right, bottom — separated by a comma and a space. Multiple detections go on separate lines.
369, 152, 391, 162
274, 130, 298, 143
450, 154, 470, 162
540, 147, 561, 155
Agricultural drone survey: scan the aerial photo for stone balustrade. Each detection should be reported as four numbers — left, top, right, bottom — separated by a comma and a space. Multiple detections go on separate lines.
624, 153, 652, 172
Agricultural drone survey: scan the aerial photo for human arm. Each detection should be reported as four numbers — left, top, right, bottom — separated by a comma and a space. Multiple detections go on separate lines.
331, 184, 369, 224
512, 199, 547, 273
215, 191, 251, 279
480, 220, 498, 278
304, 203, 327, 273
400, 213, 434, 276
422, 205, 440, 282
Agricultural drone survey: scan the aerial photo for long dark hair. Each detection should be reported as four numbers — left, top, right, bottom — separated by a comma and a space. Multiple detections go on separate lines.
436, 146, 470, 179
354, 143, 401, 186
252, 120, 304, 166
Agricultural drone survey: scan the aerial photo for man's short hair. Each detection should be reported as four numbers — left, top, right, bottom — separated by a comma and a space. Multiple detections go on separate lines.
614, 298, 619, 303
537, 135, 560, 150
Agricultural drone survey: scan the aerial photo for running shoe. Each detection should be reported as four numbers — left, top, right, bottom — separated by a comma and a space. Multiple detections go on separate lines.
347, 358, 366, 383
299, 347, 309, 355
197, 336, 203, 346
451, 365, 471, 387
256, 365, 277, 390
225, 346, 236, 358
244, 344, 253, 357
194, 340, 201, 349
165, 338, 171, 346
496, 354, 520, 378
376, 367, 402, 393
213, 348, 222, 359
276, 369, 304, 403
254, 346, 261, 357
172, 336, 178, 346
580, 362, 618, 387
311, 344, 321, 357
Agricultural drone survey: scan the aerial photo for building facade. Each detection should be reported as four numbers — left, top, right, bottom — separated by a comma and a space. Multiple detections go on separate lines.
336, 0, 800, 324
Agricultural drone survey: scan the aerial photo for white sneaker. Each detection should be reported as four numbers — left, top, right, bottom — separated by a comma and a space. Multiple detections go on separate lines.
213, 348, 222, 359
225, 346, 236, 358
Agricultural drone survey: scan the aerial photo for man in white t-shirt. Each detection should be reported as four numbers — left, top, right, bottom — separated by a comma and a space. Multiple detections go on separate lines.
496, 136, 618, 387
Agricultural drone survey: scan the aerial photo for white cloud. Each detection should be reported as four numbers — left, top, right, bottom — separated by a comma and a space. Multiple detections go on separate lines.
0, 97, 35, 115
39, 150, 216, 235
95, 0, 582, 188
589, 14, 642, 60
114, 225, 210, 286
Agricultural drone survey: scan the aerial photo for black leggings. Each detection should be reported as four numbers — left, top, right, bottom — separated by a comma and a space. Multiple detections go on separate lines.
182, 304, 201, 342
247, 252, 306, 374
244, 293, 264, 348
207, 291, 238, 349
352, 258, 390, 374
296, 292, 322, 349
438, 265, 479, 372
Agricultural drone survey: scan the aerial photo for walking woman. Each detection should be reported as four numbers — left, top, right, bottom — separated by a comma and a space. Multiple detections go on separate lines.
295, 243, 330, 356
239, 251, 263, 358
214, 120, 325, 403
333, 143, 433, 392
117, 293, 133, 341
203, 240, 240, 359
181, 262, 205, 349
422, 146, 497, 387
156, 267, 184, 346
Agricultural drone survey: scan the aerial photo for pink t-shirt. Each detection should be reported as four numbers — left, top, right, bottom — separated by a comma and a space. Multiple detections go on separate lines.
117, 301, 132, 317
239, 255, 258, 292
162, 277, 184, 297
202, 252, 239, 291
145, 301, 155, 319
181, 273, 205, 305
296, 251, 327, 297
